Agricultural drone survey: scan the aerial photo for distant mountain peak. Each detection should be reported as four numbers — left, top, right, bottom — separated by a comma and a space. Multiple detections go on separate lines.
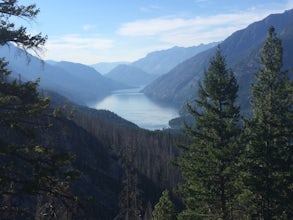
132, 42, 219, 75
91, 61, 130, 74
105, 64, 156, 87
0, 44, 130, 105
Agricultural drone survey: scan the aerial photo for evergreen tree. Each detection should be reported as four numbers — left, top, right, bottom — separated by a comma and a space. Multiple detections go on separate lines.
115, 145, 142, 220
244, 26, 293, 219
0, 0, 47, 126
0, 56, 80, 219
178, 48, 243, 219
0, 0, 46, 51
0, 1, 80, 218
152, 189, 176, 220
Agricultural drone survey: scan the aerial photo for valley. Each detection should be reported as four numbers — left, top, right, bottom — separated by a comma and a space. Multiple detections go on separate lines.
91, 87, 179, 130
0, 2, 292, 219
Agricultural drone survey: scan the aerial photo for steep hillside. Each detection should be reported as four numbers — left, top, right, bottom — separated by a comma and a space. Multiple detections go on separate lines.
48, 90, 183, 198
0, 45, 129, 105
1, 86, 183, 219
143, 9, 293, 112
44, 114, 121, 219
54, 60, 128, 93
105, 64, 157, 87
0, 91, 122, 219
132, 42, 218, 75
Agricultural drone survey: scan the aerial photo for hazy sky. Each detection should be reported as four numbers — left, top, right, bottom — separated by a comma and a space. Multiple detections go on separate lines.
18, 0, 293, 64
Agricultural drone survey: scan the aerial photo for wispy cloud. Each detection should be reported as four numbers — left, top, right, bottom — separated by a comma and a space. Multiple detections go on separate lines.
42, 1, 293, 64
118, 17, 193, 36
47, 35, 113, 50
117, 7, 290, 46
140, 4, 162, 13
43, 35, 114, 64
83, 24, 96, 31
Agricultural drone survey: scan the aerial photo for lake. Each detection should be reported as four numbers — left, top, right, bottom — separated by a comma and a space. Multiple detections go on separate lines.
91, 87, 179, 130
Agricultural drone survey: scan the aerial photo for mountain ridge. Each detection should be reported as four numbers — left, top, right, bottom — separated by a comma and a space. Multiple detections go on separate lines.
91, 61, 130, 74
0, 45, 129, 105
132, 42, 219, 75
91, 42, 218, 89
105, 64, 157, 87
143, 9, 293, 112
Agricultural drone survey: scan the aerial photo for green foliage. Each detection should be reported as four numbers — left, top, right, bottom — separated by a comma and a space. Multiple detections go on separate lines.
152, 189, 176, 220
178, 48, 244, 219
0, 76, 50, 133
0, 0, 47, 53
0, 1, 81, 219
244, 26, 293, 219
0, 66, 80, 218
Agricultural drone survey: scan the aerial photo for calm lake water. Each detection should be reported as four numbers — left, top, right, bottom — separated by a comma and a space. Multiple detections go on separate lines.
91, 87, 179, 130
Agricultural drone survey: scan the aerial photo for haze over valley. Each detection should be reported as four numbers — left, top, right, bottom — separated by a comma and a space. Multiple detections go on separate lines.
1, 1, 293, 219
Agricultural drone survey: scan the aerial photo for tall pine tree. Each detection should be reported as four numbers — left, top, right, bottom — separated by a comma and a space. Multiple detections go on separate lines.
152, 189, 176, 220
178, 48, 243, 219
244, 26, 293, 219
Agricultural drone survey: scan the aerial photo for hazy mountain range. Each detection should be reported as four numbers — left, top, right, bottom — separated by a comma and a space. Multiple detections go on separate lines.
132, 42, 219, 75
1, 41, 218, 104
92, 43, 218, 76
93, 42, 218, 88
0, 45, 129, 105
2, 9, 292, 117
91, 61, 130, 74
105, 64, 156, 87
143, 9, 293, 114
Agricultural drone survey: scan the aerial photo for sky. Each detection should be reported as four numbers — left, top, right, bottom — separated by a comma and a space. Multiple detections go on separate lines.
17, 0, 293, 65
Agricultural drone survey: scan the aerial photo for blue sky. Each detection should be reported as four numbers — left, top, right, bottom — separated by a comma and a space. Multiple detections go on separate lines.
18, 0, 293, 64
